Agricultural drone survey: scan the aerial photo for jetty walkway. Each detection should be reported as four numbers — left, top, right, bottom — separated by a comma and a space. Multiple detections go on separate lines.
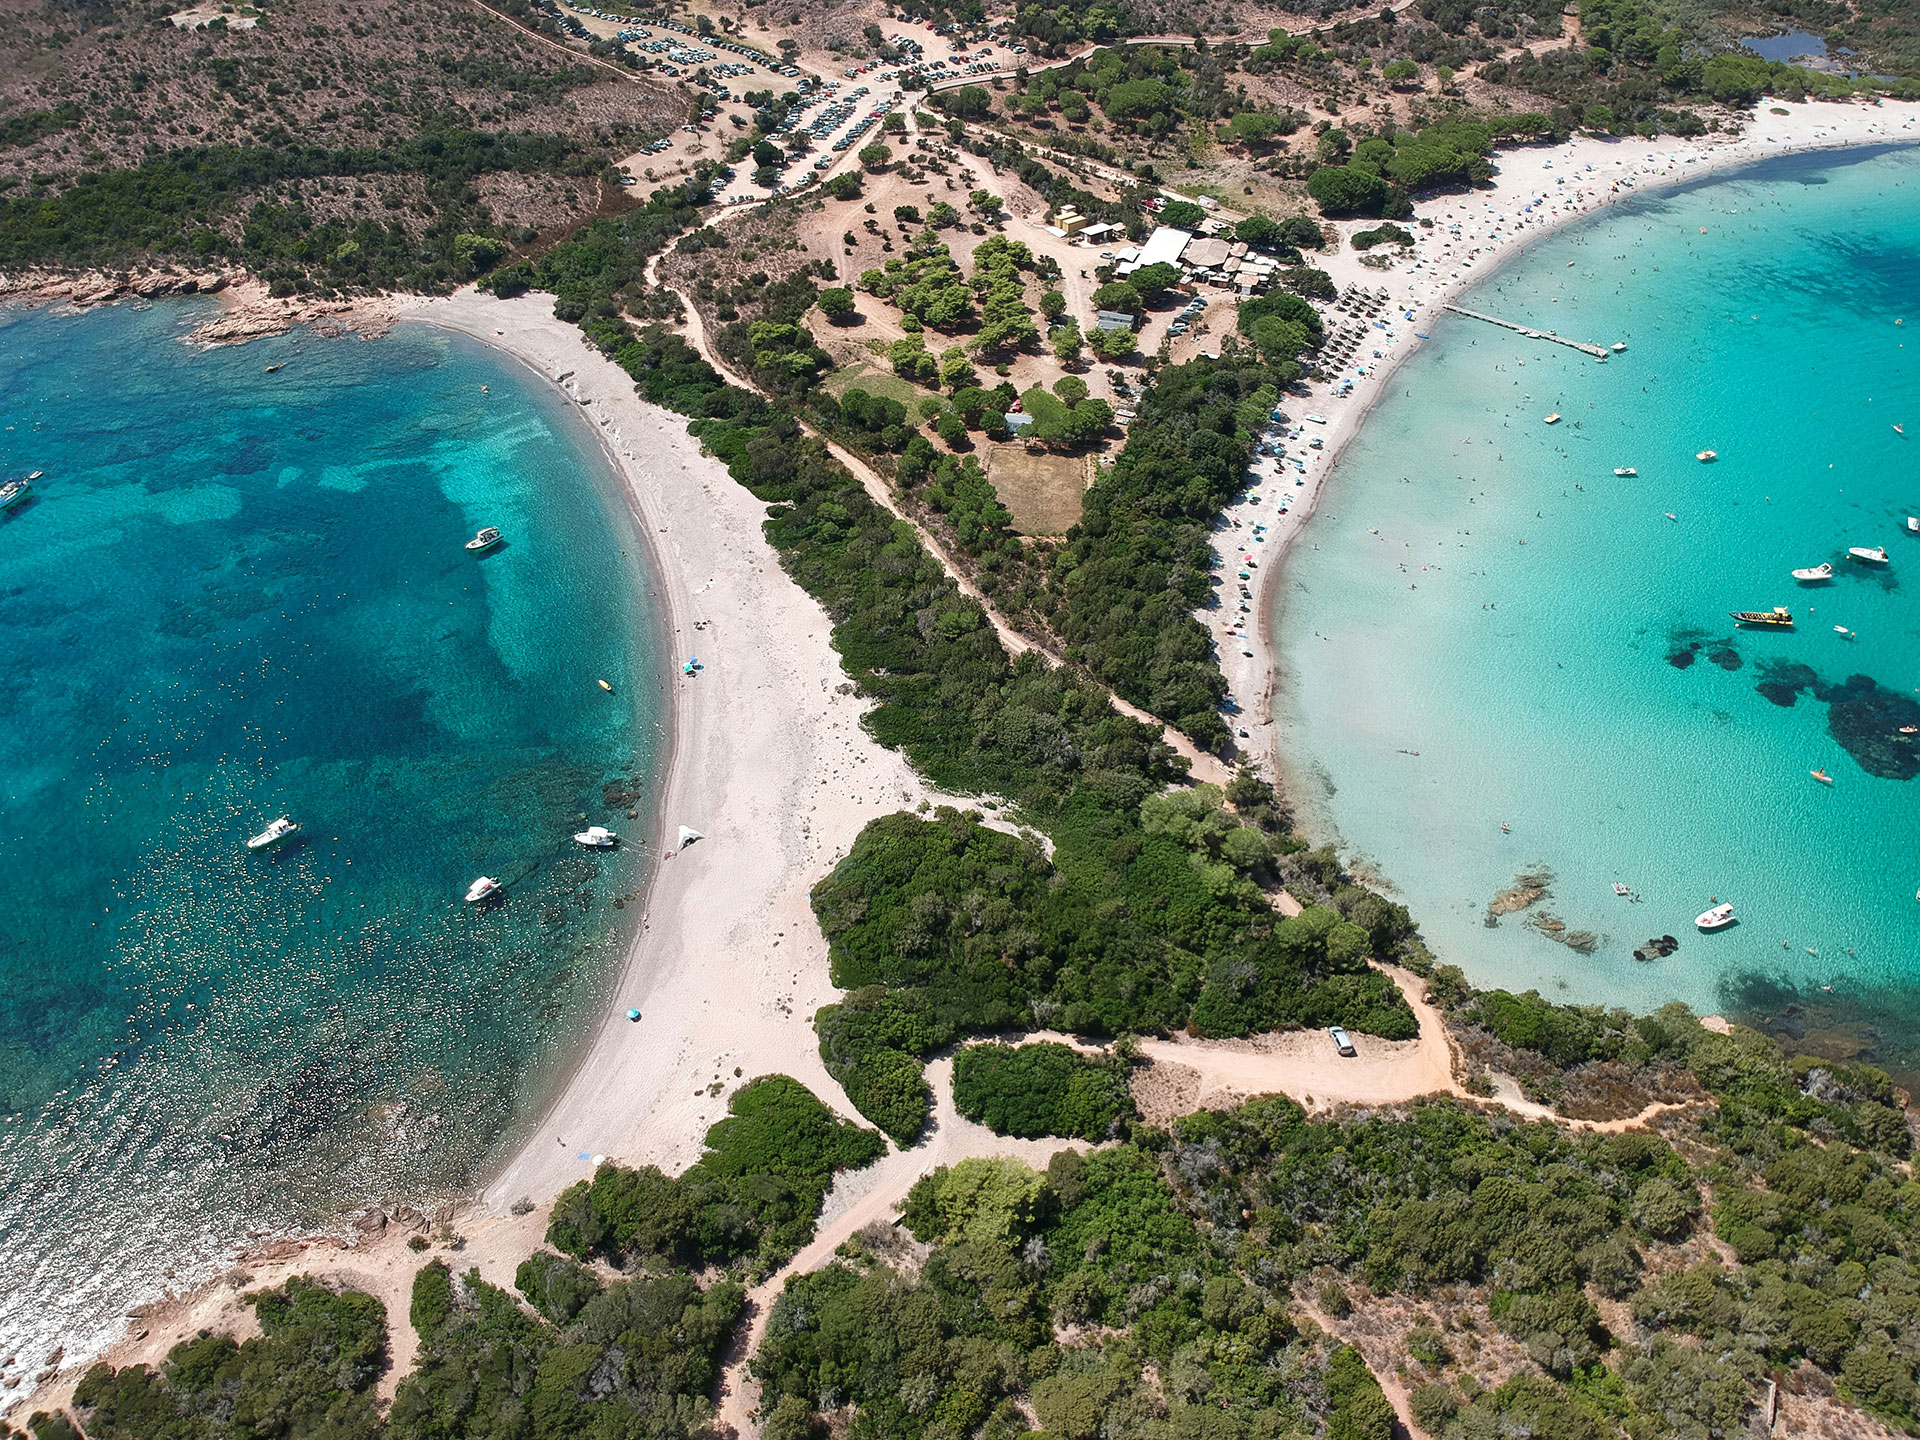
1443, 303, 1611, 358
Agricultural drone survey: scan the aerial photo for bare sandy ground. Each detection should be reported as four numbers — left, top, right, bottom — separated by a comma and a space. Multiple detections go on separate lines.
1210, 97, 1920, 780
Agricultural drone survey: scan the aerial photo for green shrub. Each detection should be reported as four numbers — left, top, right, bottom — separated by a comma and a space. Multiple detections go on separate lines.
952, 1042, 1135, 1140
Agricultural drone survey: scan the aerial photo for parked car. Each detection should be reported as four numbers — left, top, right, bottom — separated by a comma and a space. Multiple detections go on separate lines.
1328, 1026, 1357, 1058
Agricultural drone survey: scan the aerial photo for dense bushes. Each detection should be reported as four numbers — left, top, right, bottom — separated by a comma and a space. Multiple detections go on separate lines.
544, 1076, 885, 1271
0, 132, 599, 288
754, 1145, 1397, 1440
71, 1278, 387, 1440
952, 1041, 1136, 1139
1053, 357, 1285, 753
388, 1260, 741, 1440
812, 792, 1412, 1140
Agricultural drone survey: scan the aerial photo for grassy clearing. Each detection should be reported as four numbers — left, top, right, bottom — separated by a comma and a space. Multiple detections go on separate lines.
984, 445, 1087, 536
822, 362, 919, 407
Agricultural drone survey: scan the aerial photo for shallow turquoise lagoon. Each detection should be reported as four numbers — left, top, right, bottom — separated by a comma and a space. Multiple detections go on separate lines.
1278, 143, 1920, 1059
0, 302, 661, 1363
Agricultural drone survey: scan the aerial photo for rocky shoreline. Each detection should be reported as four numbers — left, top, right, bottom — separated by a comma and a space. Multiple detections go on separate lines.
0, 267, 404, 345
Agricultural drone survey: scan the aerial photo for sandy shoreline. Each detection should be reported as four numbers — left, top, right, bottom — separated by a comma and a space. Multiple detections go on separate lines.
13, 95, 1920, 1424
5, 287, 959, 1420
394, 291, 951, 1205
1213, 96, 1920, 784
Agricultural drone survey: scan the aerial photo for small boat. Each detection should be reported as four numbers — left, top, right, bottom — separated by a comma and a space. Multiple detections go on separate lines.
0, 472, 38, 509
1908, 516, 1918, 533
1613, 466, 1637, 476
1730, 606, 1793, 628
465, 526, 503, 553
264, 362, 285, 374
1696, 450, 1718, 462
246, 815, 299, 851
1849, 545, 1891, 564
1611, 341, 1628, 352
1664, 512, 1678, 521
1696, 902, 1737, 931
1792, 563, 1834, 582
465, 876, 501, 903
573, 826, 617, 848
1900, 726, 1918, 736
1811, 769, 1834, 784
597, 679, 614, 692
1543, 413, 1561, 425
1835, 625, 1854, 638
1613, 881, 1632, 896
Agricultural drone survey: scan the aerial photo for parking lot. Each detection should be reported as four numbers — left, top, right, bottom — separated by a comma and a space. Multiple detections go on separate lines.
565, 6, 1028, 207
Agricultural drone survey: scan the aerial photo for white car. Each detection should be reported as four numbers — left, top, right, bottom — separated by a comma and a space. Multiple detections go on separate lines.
1328, 1026, 1357, 1058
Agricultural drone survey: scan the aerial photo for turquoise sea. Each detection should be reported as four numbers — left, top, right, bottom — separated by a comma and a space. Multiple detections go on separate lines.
0, 302, 661, 1367
1279, 142, 1920, 1070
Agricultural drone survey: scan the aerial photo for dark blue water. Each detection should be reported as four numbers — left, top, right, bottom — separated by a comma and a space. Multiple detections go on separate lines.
0, 301, 662, 1369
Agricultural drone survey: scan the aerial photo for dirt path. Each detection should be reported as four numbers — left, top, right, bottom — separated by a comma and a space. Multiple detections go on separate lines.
1138, 963, 1695, 1134
649, 261, 1232, 786
709, 965, 1686, 1432
713, 1053, 1088, 1434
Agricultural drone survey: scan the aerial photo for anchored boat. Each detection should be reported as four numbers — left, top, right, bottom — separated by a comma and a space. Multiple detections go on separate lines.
1850, 545, 1891, 565
573, 826, 617, 848
466, 526, 503, 553
1695, 902, 1737, 931
1792, 563, 1834, 582
246, 816, 300, 851
1731, 606, 1793, 628
465, 876, 501, 903
1696, 449, 1718, 462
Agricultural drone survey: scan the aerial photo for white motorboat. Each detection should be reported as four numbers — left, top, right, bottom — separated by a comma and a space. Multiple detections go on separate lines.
465, 876, 501, 903
1611, 341, 1627, 352
1792, 563, 1833, 582
1849, 545, 1891, 565
1695, 902, 1736, 931
1613, 466, 1637, 476
466, 526, 503, 553
246, 815, 299, 850
1909, 516, 1919, 533
0, 471, 40, 510
573, 826, 617, 848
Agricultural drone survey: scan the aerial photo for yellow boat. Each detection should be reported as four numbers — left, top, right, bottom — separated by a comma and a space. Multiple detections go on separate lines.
597, 679, 614, 692
1730, 606, 1793, 628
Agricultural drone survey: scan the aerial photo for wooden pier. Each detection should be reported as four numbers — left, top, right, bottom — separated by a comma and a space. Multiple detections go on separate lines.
1443, 304, 1611, 359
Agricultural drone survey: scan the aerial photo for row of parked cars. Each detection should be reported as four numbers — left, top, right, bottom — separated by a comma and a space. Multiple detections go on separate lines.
829, 94, 896, 153
1165, 294, 1208, 340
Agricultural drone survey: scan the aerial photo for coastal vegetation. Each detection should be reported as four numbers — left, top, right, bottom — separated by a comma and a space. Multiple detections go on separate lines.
951, 1040, 1138, 1139
42, 996, 1920, 1440
543, 1075, 886, 1275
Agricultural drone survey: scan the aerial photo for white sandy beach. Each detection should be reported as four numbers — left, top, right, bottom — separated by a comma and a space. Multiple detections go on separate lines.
17, 95, 1920, 1428
396, 291, 960, 1202
1210, 96, 1920, 778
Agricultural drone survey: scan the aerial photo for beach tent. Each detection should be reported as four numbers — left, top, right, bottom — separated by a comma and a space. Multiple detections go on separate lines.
677, 825, 704, 849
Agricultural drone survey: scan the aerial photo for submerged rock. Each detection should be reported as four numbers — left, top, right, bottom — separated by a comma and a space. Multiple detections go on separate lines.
1487, 870, 1551, 925
1754, 659, 1818, 707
